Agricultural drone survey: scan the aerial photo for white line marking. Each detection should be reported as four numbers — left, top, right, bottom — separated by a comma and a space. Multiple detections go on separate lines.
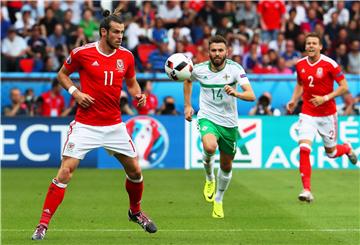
2, 228, 360, 232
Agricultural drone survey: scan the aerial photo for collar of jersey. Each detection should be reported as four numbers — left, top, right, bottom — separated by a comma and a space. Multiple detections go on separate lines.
96, 41, 117, 57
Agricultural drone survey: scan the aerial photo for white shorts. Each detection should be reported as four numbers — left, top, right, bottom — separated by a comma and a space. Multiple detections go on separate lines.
62, 121, 137, 160
297, 113, 338, 148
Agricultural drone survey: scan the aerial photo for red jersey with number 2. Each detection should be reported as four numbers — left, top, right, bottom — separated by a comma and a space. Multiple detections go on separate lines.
64, 42, 135, 126
296, 54, 345, 117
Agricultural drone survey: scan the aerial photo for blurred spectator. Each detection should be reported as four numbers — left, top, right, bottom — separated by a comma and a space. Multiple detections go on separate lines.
69, 26, 88, 50
157, 96, 180, 115
168, 26, 192, 53
252, 53, 277, 74
39, 7, 59, 37
284, 8, 300, 40
216, 1, 236, 29
174, 41, 193, 59
125, 18, 148, 51
6, 0, 22, 24
281, 39, 300, 71
198, 1, 217, 26
50, 1, 64, 23
27, 24, 48, 59
329, 27, 349, 56
349, 2, 360, 21
120, 90, 135, 115
193, 38, 209, 64
2, 88, 28, 116
47, 24, 67, 53
243, 42, 262, 71
179, 1, 196, 27
287, 1, 306, 26
37, 79, 65, 117
257, 0, 286, 42
24, 88, 37, 116
235, 0, 258, 30
1, 27, 27, 71
274, 57, 293, 74
136, 1, 156, 29
331, 43, 348, 71
14, 7, 35, 37
336, 92, 360, 116
190, 16, 205, 45
300, 8, 322, 33
324, 0, 350, 26
133, 80, 158, 115
347, 20, 360, 43
79, 8, 99, 42
60, 0, 82, 25
215, 16, 232, 37
152, 17, 168, 43
148, 39, 170, 72
21, 1, 43, 21
268, 32, 286, 53
157, 1, 183, 29
324, 12, 340, 43
42, 56, 57, 72
347, 40, 360, 74
1, 11, 11, 39
62, 9, 78, 47
249, 92, 281, 116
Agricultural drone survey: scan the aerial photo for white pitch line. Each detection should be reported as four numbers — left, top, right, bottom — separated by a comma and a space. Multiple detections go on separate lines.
2, 228, 360, 232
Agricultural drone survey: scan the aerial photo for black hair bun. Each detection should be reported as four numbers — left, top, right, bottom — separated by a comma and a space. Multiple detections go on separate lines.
102, 10, 110, 17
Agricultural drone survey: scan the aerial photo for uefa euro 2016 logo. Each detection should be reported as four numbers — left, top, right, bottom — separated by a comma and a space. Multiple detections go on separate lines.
125, 116, 169, 169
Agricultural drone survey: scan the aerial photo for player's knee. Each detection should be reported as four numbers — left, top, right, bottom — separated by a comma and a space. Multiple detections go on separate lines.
326, 150, 337, 158
57, 167, 72, 183
203, 144, 217, 155
127, 169, 142, 181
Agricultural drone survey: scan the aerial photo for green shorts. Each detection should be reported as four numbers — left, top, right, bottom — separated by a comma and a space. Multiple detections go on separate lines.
198, 118, 239, 155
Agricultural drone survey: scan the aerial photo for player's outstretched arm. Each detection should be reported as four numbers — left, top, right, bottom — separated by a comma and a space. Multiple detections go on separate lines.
184, 79, 194, 122
224, 84, 256, 101
57, 66, 95, 108
287, 82, 303, 113
125, 76, 146, 107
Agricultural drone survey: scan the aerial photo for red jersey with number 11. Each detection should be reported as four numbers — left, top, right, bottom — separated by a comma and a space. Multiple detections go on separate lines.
64, 42, 135, 126
296, 54, 345, 117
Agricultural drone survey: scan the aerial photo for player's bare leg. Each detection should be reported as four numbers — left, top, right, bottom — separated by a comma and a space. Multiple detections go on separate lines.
32, 157, 80, 240
212, 152, 233, 218
114, 153, 157, 233
298, 140, 314, 203
202, 134, 217, 202
325, 143, 358, 165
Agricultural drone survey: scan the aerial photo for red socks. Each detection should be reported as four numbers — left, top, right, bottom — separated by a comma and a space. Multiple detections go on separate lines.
299, 145, 312, 191
125, 177, 143, 214
328, 144, 351, 158
39, 179, 66, 226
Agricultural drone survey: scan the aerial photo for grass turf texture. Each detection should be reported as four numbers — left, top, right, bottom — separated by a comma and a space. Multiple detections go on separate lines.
2, 169, 359, 245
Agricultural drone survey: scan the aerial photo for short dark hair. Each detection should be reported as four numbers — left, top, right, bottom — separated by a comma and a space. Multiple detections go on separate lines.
209, 35, 227, 46
305, 32, 322, 44
99, 9, 124, 37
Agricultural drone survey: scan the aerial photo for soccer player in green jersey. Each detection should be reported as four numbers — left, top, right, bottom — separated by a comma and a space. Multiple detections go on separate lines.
184, 35, 256, 218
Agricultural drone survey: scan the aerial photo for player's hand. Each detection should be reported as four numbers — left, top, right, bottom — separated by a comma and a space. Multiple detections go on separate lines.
184, 105, 194, 122
224, 85, 237, 97
73, 90, 95, 108
136, 94, 146, 107
310, 95, 326, 107
286, 100, 296, 114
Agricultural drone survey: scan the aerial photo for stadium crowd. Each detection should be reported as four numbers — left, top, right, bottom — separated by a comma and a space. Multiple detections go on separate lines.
1, 0, 360, 116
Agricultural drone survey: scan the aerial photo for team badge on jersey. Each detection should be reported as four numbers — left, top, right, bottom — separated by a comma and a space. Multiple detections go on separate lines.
116, 59, 124, 72
316, 67, 323, 78
301, 68, 305, 73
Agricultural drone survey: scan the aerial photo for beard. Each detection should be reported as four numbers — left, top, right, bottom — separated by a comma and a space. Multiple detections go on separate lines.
106, 35, 119, 50
210, 55, 226, 68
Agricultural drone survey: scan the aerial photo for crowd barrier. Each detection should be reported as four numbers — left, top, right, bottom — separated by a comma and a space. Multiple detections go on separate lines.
1, 73, 360, 115
1, 115, 359, 169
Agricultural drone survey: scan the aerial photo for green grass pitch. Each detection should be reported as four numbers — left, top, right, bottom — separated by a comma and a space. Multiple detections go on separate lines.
1, 169, 359, 245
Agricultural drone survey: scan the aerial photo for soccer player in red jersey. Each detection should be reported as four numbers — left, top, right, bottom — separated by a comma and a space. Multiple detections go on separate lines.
287, 32, 358, 203
32, 9, 157, 240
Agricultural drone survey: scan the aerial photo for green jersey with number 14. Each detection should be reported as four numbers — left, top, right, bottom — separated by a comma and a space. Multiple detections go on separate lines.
190, 59, 250, 127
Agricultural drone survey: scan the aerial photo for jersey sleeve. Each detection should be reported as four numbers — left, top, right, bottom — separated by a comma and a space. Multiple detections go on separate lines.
234, 65, 250, 86
63, 49, 81, 73
330, 64, 345, 84
124, 52, 136, 79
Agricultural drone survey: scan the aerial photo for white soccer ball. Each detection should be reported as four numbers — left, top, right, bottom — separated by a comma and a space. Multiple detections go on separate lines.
164, 53, 193, 81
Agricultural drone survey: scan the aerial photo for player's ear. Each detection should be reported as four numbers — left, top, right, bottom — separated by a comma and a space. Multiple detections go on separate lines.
100, 27, 107, 37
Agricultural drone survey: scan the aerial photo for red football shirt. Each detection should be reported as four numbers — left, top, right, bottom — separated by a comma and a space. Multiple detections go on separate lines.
40, 91, 65, 117
133, 93, 158, 115
257, 0, 285, 30
64, 42, 135, 126
296, 54, 345, 116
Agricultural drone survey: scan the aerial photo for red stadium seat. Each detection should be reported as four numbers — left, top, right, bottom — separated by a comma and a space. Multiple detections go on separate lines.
19, 58, 34, 73
137, 44, 157, 66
